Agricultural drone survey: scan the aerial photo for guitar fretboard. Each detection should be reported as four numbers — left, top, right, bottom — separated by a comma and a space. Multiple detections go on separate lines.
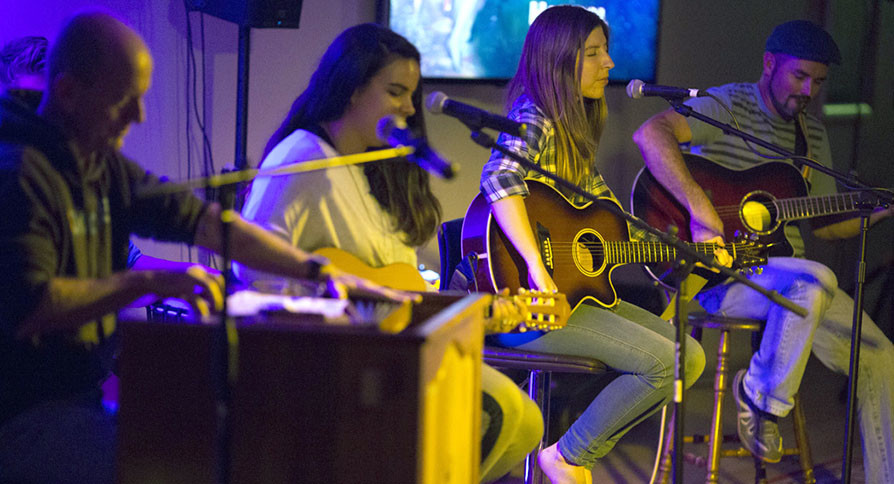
602, 241, 730, 265
775, 192, 861, 222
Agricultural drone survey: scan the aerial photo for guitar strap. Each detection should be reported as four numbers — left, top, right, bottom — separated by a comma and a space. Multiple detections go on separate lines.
795, 113, 813, 187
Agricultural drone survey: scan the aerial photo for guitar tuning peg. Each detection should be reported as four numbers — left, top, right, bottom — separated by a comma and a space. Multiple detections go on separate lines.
749, 233, 759, 241
734, 230, 742, 239
754, 267, 763, 275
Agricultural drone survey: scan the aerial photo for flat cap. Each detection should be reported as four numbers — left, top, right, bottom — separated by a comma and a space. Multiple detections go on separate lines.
766, 20, 841, 65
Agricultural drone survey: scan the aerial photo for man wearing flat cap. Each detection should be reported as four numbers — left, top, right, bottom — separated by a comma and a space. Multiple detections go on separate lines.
634, 20, 893, 480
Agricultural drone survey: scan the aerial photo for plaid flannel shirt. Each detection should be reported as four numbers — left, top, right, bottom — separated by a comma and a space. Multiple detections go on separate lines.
480, 95, 649, 241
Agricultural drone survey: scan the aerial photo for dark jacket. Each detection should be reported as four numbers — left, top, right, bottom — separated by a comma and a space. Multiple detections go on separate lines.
0, 94, 207, 423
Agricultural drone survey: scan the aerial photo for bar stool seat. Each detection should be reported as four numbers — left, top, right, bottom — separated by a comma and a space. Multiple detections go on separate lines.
658, 311, 815, 484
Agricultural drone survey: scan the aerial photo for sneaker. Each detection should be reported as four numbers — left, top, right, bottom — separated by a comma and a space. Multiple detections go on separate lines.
732, 369, 783, 463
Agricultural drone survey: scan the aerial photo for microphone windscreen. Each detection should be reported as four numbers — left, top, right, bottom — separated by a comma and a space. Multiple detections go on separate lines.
375, 115, 405, 144
626, 79, 644, 99
425, 91, 448, 114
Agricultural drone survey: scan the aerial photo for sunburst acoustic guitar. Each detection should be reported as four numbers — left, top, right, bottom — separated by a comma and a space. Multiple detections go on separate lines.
461, 179, 767, 311
630, 153, 868, 285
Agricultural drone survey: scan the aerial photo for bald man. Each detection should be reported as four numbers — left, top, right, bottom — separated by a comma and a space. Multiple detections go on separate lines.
0, 13, 400, 483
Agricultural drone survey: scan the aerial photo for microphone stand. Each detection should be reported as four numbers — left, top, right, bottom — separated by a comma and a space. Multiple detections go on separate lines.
462, 127, 807, 484
137, 145, 413, 484
666, 98, 893, 483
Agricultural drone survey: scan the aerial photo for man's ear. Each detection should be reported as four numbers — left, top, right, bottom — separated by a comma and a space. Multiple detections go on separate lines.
49, 72, 80, 113
762, 52, 776, 78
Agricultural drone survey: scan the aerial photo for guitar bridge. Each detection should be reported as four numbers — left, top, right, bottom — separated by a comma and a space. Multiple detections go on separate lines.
536, 222, 554, 276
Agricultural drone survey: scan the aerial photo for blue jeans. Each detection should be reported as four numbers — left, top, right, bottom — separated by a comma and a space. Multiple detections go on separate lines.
493, 300, 705, 468
698, 256, 894, 483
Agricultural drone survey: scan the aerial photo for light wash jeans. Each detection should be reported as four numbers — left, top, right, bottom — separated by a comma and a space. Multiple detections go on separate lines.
492, 300, 706, 468
698, 256, 894, 483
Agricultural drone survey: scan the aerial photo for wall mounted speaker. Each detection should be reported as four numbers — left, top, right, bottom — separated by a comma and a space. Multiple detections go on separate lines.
186, 0, 303, 29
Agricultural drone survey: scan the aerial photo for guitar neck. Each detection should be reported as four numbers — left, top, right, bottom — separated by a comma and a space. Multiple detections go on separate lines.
604, 240, 731, 265
775, 191, 862, 222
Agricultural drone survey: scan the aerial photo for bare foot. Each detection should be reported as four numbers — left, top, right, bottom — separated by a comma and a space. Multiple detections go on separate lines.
538, 443, 592, 484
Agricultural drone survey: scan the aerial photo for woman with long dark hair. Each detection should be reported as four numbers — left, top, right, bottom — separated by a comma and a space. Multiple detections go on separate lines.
480, 7, 706, 482
238, 23, 542, 482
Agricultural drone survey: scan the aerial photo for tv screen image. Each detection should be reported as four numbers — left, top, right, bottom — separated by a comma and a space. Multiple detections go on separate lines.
387, 0, 660, 82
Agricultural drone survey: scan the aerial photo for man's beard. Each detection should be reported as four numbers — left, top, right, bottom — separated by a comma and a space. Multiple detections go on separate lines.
769, 69, 810, 121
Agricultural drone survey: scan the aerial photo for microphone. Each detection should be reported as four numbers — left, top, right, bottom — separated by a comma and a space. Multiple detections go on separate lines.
425, 91, 526, 138
376, 116, 457, 179
626, 79, 705, 100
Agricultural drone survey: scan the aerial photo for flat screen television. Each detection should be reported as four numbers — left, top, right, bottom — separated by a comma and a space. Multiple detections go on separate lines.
381, 0, 661, 83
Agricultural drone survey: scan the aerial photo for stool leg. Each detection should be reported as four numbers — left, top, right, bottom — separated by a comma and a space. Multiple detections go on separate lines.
657, 408, 675, 484
526, 370, 550, 484
753, 457, 767, 484
791, 394, 816, 484
706, 330, 731, 484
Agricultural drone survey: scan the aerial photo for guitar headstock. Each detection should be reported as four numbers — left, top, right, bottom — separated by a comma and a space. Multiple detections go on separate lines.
486, 289, 571, 334
730, 233, 769, 272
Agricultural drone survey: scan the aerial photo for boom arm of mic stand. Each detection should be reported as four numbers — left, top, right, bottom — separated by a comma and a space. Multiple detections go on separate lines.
468, 130, 808, 318
138, 146, 416, 197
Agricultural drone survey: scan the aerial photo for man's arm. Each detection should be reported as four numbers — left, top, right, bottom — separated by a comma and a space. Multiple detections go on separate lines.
16, 267, 223, 339
192, 204, 413, 301
633, 109, 725, 242
193, 204, 323, 281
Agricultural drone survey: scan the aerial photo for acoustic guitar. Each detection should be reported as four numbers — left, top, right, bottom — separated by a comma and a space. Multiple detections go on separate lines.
461, 179, 767, 311
630, 153, 867, 285
314, 247, 571, 333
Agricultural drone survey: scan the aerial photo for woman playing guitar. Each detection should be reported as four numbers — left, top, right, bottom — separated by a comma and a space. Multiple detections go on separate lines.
233, 24, 542, 483
478, 6, 706, 483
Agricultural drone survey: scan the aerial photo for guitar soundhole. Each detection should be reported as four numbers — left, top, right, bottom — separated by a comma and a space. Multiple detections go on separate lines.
740, 191, 779, 235
573, 231, 606, 277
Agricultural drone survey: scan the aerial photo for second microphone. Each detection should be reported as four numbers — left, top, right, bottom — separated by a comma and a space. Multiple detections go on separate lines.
376, 115, 457, 179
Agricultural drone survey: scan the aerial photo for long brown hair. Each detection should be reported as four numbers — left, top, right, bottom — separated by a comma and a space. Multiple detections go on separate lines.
263, 24, 440, 247
506, 6, 609, 186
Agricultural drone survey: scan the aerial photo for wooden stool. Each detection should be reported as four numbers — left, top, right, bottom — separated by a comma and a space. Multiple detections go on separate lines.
658, 312, 815, 484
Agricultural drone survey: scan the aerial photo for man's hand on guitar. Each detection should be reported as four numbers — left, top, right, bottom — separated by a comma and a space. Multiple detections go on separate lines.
689, 207, 725, 245
698, 235, 733, 272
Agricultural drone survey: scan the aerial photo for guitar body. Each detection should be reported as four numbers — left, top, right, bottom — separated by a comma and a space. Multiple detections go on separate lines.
462, 180, 628, 310
315, 246, 571, 332
313, 247, 429, 292
631, 153, 808, 258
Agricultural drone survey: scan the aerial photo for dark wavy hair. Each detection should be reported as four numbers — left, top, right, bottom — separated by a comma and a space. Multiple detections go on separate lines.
263, 23, 441, 247
0, 36, 48, 87
507, 6, 609, 187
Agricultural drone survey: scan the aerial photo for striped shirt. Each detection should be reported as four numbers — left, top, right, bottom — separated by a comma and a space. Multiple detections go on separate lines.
682, 82, 836, 257
480, 95, 647, 240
